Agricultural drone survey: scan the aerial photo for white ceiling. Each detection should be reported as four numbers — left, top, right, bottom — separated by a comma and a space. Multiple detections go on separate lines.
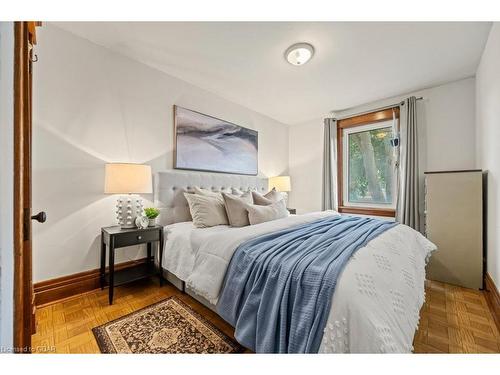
54, 22, 491, 125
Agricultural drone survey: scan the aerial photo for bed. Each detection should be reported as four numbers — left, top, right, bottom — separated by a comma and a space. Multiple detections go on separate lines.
154, 170, 436, 353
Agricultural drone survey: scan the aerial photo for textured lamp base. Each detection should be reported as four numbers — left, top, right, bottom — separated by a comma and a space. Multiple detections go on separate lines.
281, 192, 289, 206
115, 195, 143, 229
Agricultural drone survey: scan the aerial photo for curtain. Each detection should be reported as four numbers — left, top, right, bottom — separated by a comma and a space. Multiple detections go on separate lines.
322, 118, 337, 210
396, 96, 420, 231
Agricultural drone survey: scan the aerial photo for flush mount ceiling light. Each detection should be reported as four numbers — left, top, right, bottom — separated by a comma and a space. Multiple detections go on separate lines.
285, 43, 315, 66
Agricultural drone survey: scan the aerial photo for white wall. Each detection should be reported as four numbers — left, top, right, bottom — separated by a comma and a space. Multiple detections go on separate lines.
288, 118, 324, 213
289, 77, 477, 214
476, 23, 500, 287
33, 25, 289, 282
0, 21, 14, 350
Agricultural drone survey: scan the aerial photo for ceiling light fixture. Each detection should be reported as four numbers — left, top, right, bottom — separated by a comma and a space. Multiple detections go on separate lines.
285, 43, 315, 66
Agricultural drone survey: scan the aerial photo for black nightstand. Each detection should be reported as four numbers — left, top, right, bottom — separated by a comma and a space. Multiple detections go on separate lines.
100, 225, 164, 305
287, 208, 297, 214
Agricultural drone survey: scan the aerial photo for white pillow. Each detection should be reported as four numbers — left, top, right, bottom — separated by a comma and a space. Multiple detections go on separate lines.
246, 199, 289, 225
184, 193, 229, 228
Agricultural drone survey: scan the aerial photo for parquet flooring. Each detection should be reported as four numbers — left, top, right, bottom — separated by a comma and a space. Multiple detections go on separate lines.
413, 280, 499, 353
31, 279, 499, 354
31, 280, 236, 354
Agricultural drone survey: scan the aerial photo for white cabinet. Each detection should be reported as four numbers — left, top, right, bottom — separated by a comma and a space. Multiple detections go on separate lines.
424, 170, 484, 289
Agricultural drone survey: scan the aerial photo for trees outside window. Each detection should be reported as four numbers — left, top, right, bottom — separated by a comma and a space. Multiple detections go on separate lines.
337, 108, 398, 217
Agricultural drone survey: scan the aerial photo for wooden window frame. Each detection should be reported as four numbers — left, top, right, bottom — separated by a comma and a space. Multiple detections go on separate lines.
337, 107, 399, 218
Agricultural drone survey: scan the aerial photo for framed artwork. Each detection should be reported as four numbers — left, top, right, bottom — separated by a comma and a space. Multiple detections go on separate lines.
174, 106, 258, 175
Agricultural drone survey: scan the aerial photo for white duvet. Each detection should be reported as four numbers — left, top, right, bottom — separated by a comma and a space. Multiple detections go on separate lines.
162, 211, 436, 353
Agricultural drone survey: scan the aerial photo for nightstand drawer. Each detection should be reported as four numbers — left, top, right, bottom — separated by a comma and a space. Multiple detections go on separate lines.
114, 230, 160, 248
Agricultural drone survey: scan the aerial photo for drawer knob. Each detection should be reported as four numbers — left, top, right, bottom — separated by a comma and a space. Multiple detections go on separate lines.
137, 235, 142, 240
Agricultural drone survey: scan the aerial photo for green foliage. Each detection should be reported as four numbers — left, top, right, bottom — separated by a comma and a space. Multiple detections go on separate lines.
144, 207, 160, 219
348, 127, 394, 204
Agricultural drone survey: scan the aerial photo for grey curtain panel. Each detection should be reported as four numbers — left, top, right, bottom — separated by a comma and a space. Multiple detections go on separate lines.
396, 96, 421, 231
322, 118, 337, 210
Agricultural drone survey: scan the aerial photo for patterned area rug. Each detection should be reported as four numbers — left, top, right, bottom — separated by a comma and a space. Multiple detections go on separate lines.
92, 296, 243, 354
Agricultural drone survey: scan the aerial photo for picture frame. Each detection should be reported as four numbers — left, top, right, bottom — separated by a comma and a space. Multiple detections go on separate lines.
173, 106, 258, 176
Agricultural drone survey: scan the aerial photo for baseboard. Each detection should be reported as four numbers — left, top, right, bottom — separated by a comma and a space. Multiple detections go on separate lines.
34, 258, 147, 306
484, 272, 500, 333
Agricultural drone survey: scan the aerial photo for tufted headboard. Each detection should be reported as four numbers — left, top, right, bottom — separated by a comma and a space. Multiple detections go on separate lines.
154, 169, 268, 225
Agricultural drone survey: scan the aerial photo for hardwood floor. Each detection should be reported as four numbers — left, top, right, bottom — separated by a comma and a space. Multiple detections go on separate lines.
31, 279, 499, 354
414, 280, 499, 353
31, 279, 236, 354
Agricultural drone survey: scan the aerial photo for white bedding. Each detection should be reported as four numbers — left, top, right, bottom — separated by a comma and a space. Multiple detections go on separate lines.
162, 211, 436, 353
162, 221, 231, 282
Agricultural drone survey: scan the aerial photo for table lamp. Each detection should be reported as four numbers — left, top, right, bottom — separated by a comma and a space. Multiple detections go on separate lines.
104, 163, 153, 228
269, 175, 291, 205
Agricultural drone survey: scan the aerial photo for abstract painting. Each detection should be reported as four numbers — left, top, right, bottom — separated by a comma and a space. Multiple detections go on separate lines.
174, 106, 258, 175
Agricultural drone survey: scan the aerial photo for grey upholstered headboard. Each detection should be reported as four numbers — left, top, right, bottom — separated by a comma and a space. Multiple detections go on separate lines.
154, 169, 268, 225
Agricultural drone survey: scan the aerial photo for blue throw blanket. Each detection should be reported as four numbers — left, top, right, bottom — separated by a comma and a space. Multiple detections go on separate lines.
216, 215, 397, 353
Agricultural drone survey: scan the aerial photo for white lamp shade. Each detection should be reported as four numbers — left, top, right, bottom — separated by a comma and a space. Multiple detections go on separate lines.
269, 175, 291, 192
104, 163, 153, 194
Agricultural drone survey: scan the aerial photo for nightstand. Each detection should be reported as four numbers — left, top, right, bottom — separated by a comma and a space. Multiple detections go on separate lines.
287, 208, 297, 214
100, 225, 164, 305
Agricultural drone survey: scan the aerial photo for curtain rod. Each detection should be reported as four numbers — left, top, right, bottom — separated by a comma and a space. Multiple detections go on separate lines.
331, 96, 424, 120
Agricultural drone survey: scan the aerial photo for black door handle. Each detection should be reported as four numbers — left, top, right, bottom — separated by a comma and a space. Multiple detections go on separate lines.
31, 211, 47, 223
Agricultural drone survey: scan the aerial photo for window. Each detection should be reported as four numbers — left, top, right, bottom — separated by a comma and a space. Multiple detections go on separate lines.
337, 108, 399, 217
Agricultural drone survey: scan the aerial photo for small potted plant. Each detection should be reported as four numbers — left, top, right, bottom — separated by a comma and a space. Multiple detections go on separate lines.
144, 207, 160, 227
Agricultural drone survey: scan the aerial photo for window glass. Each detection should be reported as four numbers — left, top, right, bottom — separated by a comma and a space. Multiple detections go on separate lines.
345, 125, 395, 206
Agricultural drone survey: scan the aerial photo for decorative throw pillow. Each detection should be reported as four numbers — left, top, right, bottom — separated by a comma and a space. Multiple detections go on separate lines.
222, 191, 253, 227
184, 193, 229, 228
252, 187, 282, 206
246, 199, 289, 225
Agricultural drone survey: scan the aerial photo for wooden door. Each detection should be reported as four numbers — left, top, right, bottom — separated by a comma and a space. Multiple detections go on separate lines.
13, 21, 42, 353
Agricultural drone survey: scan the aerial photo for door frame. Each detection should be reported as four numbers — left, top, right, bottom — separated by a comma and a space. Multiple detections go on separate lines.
13, 21, 40, 353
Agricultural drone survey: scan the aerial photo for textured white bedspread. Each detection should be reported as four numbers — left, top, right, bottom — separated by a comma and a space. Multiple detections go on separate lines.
162, 211, 436, 353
